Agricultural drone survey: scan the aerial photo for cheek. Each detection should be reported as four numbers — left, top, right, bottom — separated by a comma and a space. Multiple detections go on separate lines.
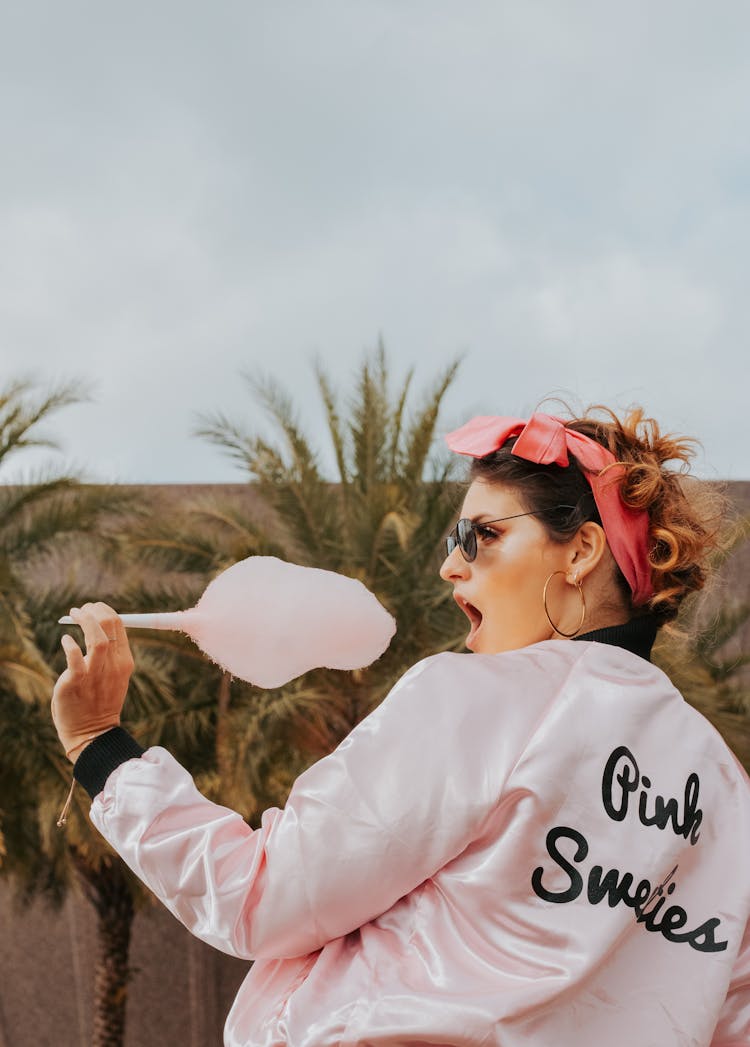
486, 542, 558, 606
498, 537, 550, 577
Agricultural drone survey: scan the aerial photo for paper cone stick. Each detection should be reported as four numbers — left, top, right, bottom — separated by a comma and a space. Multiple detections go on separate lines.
59, 556, 396, 688
58, 612, 185, 630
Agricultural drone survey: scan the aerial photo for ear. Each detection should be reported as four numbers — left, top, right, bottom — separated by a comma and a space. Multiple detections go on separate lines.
566, 522, 608, 582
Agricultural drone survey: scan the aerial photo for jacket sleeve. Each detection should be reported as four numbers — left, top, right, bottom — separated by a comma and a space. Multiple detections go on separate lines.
710, 918, 750, 1047
89, 651, 556, 960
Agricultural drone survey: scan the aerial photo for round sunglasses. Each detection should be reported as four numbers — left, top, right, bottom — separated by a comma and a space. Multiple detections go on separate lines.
445, 505, 579, 563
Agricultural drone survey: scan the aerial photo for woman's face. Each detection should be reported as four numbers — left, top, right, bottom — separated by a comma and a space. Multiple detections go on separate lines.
439, 479, 577, 654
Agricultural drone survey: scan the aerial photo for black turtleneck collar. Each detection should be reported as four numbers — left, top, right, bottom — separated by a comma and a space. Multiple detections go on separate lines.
572, 616, 659, 662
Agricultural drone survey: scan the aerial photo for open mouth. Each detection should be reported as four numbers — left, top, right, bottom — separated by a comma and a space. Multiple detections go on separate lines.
454, 594, 483, 649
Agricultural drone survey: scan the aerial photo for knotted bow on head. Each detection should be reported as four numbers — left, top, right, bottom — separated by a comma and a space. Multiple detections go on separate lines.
445, 413, 653, 605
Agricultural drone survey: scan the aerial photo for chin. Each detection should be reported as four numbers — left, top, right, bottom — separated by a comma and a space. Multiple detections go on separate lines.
466, 622, 489, 653
470, 631, 523, 655
467, 631, 493, 654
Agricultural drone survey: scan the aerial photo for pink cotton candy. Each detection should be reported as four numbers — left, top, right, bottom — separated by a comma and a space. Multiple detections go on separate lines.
174, 557, 396, 687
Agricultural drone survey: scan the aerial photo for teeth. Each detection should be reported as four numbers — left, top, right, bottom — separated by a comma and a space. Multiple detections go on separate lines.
455, 594, 482, 624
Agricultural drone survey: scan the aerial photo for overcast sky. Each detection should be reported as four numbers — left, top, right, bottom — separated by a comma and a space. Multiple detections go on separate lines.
2, 1, 749, 483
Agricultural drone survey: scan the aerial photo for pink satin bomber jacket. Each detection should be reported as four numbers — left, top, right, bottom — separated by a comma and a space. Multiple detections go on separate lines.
90, 641, 750, 1046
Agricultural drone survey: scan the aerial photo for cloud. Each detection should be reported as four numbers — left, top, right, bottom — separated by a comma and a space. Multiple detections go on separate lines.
2, 0, 749, 481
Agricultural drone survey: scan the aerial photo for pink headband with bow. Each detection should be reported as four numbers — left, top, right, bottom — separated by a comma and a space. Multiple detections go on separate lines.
445, 413, 654, 605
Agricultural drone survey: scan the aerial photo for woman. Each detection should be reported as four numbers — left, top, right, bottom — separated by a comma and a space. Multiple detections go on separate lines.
52, 408, 750, 1047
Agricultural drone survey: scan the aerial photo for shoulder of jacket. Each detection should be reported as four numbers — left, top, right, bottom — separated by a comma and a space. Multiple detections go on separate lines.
389, 642, 592, 705
413, 641, 590, 676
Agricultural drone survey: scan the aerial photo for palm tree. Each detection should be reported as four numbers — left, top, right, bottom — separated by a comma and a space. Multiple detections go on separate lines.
653, 515, 750, 769
0, 378, 133, 834
190, 343, 467, 780
0, 378, 164, 1047
0, 408, 305, 1046
0, 349, 466, 1044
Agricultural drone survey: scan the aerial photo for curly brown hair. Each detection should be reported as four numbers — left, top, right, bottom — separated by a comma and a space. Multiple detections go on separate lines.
467, 405, 729, 626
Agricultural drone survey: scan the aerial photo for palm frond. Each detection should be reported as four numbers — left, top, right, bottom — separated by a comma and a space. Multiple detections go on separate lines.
349, 351, 389, 492
193, 410, 259, 473
401, 357, 462, 488
2, 481, 132, 566
0, 379, 88, 470
315, 360, 349, 485
654, 522, 750, 769
0, 648, 54, 702
387, 366, 414, 477
243, 373, 323, 483
187, 501, 290, 563
127, 524, 232, 575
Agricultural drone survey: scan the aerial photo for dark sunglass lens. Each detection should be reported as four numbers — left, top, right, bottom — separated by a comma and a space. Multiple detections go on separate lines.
457, 519, 477, 562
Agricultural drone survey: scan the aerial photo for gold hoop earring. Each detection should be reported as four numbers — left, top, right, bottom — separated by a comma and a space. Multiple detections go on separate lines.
542, 570, 586, 638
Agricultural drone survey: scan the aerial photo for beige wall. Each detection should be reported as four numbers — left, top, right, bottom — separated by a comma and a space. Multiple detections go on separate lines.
0, 883, 247, 1046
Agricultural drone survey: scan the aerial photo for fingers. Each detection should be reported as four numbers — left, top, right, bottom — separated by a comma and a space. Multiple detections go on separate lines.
53, 603, 133, 761
67, 602, 135, 675
61, 633, 86, 674
69, 602, 117, 650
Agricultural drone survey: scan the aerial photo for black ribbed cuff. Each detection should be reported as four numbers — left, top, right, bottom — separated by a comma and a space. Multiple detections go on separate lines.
73, 727, 145, 800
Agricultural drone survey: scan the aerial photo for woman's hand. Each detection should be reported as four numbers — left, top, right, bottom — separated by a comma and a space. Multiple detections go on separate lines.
51, 602, 135, 762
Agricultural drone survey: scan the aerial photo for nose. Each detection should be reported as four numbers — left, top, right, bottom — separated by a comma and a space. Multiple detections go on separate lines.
439, 545, 470, 582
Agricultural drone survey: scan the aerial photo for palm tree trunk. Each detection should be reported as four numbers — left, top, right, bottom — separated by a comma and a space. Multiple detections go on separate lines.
73, 854, 134, 1047
0, 986, 10, 1047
